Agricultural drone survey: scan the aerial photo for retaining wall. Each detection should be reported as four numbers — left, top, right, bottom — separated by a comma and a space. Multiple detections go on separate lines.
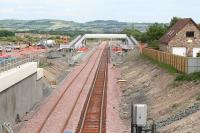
0, 62, 44, 124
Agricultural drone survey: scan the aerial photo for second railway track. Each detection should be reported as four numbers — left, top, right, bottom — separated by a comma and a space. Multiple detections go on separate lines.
20, 42, 109, 133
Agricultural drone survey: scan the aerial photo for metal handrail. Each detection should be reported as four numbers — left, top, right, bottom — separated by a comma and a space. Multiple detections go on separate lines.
0, 54, 42, 74
0, 122, 14, 133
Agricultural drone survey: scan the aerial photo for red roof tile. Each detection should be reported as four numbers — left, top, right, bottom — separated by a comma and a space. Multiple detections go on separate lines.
159, 18, 200, 44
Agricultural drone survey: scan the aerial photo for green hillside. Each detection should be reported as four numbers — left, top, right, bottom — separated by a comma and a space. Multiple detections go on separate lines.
0, 19, 151, 33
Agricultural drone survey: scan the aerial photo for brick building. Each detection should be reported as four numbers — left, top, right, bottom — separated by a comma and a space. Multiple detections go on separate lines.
159, 18, 200, 57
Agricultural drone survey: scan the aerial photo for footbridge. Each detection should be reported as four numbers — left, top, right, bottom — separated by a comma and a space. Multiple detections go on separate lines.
60, 34, 139, 49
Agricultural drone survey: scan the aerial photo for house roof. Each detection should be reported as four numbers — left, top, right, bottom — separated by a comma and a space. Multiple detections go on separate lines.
159, 18, 200, 44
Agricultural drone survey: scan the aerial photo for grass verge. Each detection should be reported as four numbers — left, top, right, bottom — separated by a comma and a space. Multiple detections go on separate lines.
141, 55, 200, 82
141, 55, 177, 74
175, 72, 200, 82
196, 95, 200, 101
39, 62, 52, 68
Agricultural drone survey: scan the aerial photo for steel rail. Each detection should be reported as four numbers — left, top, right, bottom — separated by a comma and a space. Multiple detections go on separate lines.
76, 46, 108, 133
36, 47, 102, 133
60, 46, 105, 133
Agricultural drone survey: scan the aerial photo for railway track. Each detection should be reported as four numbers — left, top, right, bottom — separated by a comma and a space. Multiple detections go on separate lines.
36, 46, 104, 133
76, 46, 109, 133
20, 43, 109, 133
20, 44, 106, 133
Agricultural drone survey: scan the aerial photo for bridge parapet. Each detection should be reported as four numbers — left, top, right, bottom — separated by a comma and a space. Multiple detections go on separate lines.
59, 34, 139, 50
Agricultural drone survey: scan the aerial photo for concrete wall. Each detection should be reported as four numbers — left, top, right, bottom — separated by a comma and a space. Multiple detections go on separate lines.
74, 34, 129, 49
37, 68, 44, 80
0, 62, 45, 125
187, 58, 200, 73
0, 62, 37, 92
0, 73, 43, 124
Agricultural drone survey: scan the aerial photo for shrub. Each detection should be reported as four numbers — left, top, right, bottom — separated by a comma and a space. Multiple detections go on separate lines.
196, 95, 200, 101
175, 72, 200, 82
0, 30, 15, 37
141, 55, 177, 74
148, 40, 160, 50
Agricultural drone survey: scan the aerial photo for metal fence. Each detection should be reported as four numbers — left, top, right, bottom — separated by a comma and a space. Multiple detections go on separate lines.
0, 53, 47, 73
0, 122, 13, 133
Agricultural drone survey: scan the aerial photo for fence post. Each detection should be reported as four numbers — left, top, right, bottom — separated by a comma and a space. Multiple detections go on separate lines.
185, 57, 188, 74
142, 48, 189, 74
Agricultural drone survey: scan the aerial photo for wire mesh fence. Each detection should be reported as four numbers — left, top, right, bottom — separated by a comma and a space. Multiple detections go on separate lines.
0, 53, 47, 73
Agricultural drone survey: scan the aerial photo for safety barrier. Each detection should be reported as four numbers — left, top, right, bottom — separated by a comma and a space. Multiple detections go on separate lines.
0, 53, 46, 73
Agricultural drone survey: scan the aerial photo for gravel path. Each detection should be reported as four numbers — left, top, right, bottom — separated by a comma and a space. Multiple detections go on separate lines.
106, 64, 130, 133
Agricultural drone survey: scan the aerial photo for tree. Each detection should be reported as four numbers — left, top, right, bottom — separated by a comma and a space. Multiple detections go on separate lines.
121, 28, 143, 41
146, 23, 168, 41
120, 17, 186, 49
121, 23, 167, 49
0, 30, 15, 37
169, 17, 181, 29
145, 23, 168, 49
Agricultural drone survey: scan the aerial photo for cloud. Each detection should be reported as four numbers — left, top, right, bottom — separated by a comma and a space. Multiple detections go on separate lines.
0, 0, 199, 22
0, 0, 80, 8
0, 8, 15, 14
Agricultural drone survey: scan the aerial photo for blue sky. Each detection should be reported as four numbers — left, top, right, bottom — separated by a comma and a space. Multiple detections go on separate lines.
0, 0, 199, 23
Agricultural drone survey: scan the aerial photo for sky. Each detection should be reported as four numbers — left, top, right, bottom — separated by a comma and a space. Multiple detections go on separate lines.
0, 0, 199, 23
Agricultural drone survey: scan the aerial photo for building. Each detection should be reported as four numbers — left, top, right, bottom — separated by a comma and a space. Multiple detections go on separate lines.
159, 18, 200, 57
37, 40, 55, 47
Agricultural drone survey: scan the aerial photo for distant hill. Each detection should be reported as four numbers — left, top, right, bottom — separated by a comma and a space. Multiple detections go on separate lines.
0, 19, 151, 33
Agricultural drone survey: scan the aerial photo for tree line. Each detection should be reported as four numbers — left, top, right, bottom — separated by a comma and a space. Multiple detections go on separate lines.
121, 17, 182, 49
0, 30, 15, 37
1, 17, 199, 46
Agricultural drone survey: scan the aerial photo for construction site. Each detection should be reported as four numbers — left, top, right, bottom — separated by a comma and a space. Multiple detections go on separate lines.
0, 34, 137, 133
1, 32, 200, 133
0, 0, 200, 132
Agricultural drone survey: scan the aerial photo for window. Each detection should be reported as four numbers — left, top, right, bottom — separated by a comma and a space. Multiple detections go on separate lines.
186, 31, 194, 38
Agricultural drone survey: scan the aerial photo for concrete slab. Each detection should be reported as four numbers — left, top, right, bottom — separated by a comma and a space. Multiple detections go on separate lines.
0, 62, 37, 92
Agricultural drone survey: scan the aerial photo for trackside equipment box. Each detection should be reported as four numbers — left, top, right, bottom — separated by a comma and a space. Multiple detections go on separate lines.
133, 104, 147, 127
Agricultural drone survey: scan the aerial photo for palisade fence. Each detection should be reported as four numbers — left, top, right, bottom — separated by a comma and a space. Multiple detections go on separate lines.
0, 52, 47, 73
142, 48, 188, 73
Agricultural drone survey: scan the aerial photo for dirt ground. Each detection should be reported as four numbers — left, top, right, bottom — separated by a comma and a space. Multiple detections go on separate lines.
43, 59, 70, 85
117, 49, 200, 132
